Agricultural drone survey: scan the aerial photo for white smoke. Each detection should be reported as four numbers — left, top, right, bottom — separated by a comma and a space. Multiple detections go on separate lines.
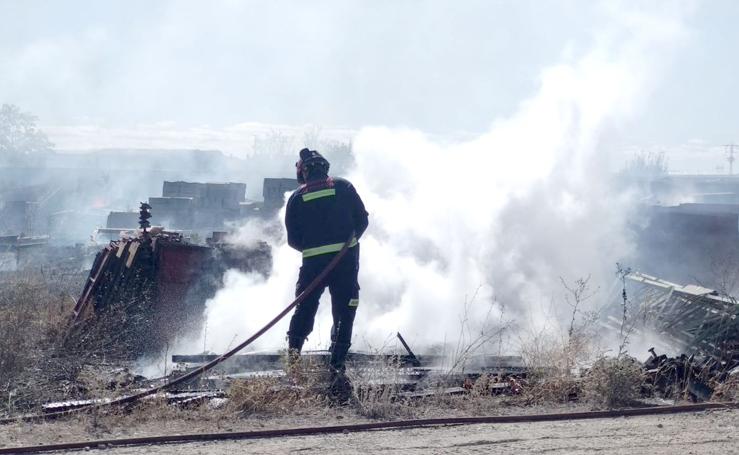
190, 3, 690, 355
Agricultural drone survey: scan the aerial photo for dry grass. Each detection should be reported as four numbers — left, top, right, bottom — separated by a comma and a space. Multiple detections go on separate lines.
1, 270, 331, 422
352, 380, 410, 419
521, 328, 599, 373
227, 355, 332, 417
581, 355, 644, 408
228, 376, 329, 416
0, 270, 151, 416
64, 395, 233, 439
344, 354, 407, 419
520, 375, 581, 405
230, 355, 515, 421
520, 332, 649, 409
0, 272, 78, 414
0, 274, 68, 378
516, 322, 650, 408
517, 330, 598, 405
711, 374, 739, 402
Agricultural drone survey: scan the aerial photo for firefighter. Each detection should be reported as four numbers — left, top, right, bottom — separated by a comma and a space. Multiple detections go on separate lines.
285, 148, 369, 400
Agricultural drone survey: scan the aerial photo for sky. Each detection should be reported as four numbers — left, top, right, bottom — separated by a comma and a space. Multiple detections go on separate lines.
0, 1, 738, 170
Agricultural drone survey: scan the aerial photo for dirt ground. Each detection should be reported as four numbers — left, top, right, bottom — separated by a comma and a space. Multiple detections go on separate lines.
1, 408, 736, 454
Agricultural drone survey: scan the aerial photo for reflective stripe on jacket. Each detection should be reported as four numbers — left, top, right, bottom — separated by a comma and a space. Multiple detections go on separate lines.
302, 237, 358, 258
285, 176, 368, 257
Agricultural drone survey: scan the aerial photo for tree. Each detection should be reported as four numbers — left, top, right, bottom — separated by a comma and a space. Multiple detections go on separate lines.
622, 150, 668, 180
0, 104, 53, 166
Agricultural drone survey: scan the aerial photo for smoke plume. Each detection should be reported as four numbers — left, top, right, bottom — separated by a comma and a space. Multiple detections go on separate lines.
191, 3, 690, 356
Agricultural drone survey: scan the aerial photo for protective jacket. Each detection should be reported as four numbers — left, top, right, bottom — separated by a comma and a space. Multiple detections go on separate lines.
284, 173, 369, 376
285, 176, 369, 257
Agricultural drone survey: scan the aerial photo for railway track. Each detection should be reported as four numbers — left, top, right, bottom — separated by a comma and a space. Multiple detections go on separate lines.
1, 402, 736, 454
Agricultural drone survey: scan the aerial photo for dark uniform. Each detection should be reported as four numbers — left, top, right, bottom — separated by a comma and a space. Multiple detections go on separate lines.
285, 174, 369, 374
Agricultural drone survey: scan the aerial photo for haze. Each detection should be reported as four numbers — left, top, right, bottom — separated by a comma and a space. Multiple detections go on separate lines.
1, 0, 737, 170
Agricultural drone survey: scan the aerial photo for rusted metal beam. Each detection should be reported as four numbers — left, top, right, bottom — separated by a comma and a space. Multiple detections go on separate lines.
70, 245, 114, 323
396, 332, 421, 367
1, 403, 736, 454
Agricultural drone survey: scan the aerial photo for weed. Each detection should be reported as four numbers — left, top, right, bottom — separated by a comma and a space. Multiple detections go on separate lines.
582, 355, 644, 408
0, 271, 79, 414
711, 375, 739, 402
227, 355, 329, 417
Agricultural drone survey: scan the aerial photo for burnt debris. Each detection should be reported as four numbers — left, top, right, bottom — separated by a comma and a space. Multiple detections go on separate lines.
644, 347, 739, 402
621, 272, 739, 364
69, 223, 271, 358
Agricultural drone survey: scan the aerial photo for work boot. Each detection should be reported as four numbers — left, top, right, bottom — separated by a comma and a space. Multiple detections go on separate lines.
328, 370, 353, 405
328, 342, 353, 404
288, 336, 305, 353
329, 342, 351, 372
285, 337, 305, 381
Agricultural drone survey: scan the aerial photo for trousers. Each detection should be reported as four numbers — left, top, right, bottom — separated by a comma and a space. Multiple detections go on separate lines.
287, 245, 360, 352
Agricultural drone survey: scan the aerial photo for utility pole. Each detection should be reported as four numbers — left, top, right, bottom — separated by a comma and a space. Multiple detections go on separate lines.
724, 144, 737, 175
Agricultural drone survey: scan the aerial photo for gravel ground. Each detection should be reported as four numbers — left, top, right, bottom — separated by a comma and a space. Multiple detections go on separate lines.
1, 408, 736, 454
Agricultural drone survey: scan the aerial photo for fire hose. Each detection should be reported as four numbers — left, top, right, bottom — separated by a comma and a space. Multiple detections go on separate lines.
0, 233, 357, 424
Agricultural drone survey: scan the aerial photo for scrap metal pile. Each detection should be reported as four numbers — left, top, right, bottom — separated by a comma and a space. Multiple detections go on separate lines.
642, 348, 737, 401
168, 339, 528, 401
176, 337, 518, 402
69, 203, 271, 358
624, 272, 738, 363
618, 272, 739, 401
39, 333, 528, 414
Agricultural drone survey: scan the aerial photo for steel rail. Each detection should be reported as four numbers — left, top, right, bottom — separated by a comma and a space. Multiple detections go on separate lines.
0, 233, 357, 425
1, 402, 736, 454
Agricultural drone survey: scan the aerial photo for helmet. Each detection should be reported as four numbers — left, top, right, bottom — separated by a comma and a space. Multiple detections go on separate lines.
296, 148, 330, 184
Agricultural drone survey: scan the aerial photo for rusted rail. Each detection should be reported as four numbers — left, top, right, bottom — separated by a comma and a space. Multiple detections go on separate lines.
1, 403, 736, 454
